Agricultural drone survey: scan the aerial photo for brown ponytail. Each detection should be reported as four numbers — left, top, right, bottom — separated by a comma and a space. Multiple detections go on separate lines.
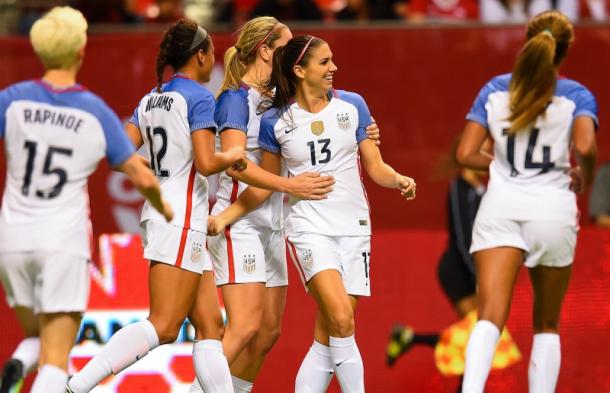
508, 11, 573, 133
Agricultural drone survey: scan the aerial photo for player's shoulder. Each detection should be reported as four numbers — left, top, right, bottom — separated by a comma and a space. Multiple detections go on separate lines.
164, 75, 215, 105
483, 73, 511, 94
217, 85, 249, 107
555, 77, 594, 100
333, 89, 366, 107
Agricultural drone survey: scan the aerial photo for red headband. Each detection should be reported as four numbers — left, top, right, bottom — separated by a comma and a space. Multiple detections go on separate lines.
245, 24, 277, 59
293, 36, 315, 68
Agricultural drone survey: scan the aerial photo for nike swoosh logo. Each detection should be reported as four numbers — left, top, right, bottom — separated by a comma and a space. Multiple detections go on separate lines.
285, 128, 295, 134
335, 361, 345, 367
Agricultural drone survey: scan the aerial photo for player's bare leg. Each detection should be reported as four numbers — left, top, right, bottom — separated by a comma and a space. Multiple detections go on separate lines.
229, 285, 287, 391
189, 271, 232, 392
462, 247, 522, 393
527, 265, 572, 393
299, 270, 363, 393
31, 312, 80, 393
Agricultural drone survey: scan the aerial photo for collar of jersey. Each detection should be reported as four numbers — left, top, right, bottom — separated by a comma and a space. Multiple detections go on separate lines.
36, 79, 85, 93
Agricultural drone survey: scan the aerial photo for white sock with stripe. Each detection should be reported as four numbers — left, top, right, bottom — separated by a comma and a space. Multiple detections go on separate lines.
528, 333, 561, 393
329, 335, 364, 393
462, 320, 500, 393
193, 339, 232, 392
295, 340, 335, 393
67, 320, 159, 393
30, 365, 67, 393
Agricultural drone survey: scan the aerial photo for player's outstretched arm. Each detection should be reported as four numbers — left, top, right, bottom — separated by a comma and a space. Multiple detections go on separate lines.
117, 154, 173, 222
220, 129, 334, 199
359, 139, 416, 200
456, 121, 492, 171
192, 128, 247, 176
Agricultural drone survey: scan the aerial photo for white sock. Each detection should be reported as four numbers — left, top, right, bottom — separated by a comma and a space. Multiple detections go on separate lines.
30, 364, 67, 393
462, 320, 501, 393
189, 377, 204, 393
529, 333, 561, 393
295, 341, 334, 393
12, 337, 40, 375
193, 339, 232, 393
329, 335, 364, 393
68, 320, 159, 393
232, 375, 254, 392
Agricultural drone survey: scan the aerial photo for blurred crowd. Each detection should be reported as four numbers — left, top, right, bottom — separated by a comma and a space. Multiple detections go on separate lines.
0, 0, 607, 35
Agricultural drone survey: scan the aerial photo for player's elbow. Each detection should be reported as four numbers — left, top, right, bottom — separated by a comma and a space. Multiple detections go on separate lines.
194, 159, 216, 177
455, 148, 469, 167
573, 138, 597, 160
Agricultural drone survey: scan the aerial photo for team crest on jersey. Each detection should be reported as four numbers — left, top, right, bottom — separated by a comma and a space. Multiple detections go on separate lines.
191, 242, 203, 263
243, 254, 256, 274
302, 249, 314, 270
336, 113, 350, 130
311, 121, 325, 136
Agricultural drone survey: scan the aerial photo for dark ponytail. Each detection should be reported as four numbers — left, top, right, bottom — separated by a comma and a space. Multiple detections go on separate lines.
261, 35, 324, 115
155, 19, 211, 93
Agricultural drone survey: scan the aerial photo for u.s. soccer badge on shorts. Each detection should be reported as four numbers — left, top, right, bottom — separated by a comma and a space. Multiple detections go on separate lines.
243, 253, 256, 274
191, 241, 203, 263
302, 249, 314, 270
311, 121, 325, 136
336, 113, 350, 130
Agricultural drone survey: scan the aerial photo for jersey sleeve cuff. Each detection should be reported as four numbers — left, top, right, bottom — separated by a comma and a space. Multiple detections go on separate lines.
218, 123, 248, 134
191, 121, 217, 132
573, 111, 599, 130
465, 113, 488, 128
259, 141, 280, 154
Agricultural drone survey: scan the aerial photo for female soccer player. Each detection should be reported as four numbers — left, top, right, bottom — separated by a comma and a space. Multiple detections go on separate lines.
456, 11, 598, 393
67, 19, 246, 393
210, 35, 415, 393
0, 7, 171, 393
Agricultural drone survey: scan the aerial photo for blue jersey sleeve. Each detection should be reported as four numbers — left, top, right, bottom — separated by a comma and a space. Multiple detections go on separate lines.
188, 91, 217, 132
258, 114, 281, 154
337, 90, 373, 144
128, 103, 139, 128
0, 87, 10, 138
215, 90, 249, 134
572, 86, 599, 129
466, 83, 493, 129
99, 106, 136, 166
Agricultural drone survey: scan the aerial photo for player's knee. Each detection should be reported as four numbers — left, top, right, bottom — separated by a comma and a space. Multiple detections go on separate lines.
327, 310, 355, 337
38, 351, 69, 371
150, 318, 182, 344
255, 325, 282, 354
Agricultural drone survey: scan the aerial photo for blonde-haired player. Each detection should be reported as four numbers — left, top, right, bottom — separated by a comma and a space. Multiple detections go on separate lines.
0, 6, 171, 393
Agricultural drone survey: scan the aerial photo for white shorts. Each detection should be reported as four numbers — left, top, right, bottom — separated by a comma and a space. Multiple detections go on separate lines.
208, 226, 288, 287
0, 250, 90, 314
470, 219, 577, 268
286, 233, 371, 296
141, 220, 212, 274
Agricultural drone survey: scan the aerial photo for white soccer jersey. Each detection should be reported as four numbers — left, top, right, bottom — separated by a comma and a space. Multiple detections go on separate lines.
259, 89, 373, 236
0, 80, 135, 258
130, 75, 217, 233
467, 74, 598, 225
212, 85, 283, 230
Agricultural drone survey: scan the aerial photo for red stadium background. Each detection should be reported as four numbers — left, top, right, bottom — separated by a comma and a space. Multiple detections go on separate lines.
1, 25, 609, 392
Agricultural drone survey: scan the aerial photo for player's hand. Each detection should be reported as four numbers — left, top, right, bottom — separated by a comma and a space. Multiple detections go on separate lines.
286, 172, 335, 200
366, 117, 381, 146
160, 198, 174, 222
227, 146, 248, 172
207, 214, 228, 236
396, 174, 416, 200
569, 166, 583, 194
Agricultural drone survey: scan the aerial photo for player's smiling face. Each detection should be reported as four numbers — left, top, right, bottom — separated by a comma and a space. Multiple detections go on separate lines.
300, 43, 337, 92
